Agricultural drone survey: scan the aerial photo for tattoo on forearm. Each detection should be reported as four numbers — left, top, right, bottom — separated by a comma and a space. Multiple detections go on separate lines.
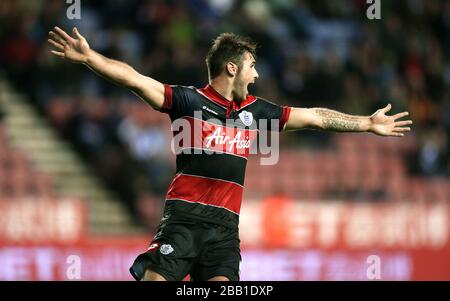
314, 108, 362, 132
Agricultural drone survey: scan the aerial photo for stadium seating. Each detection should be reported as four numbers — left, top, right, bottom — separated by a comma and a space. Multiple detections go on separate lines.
244, 134, 449, 203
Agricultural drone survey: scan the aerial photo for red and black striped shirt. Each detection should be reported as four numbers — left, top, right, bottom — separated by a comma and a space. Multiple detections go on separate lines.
159, 84, 291, 229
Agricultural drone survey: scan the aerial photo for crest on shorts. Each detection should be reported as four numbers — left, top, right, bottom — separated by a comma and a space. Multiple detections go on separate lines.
239, 111, 253, 126
160, 244, 174, 255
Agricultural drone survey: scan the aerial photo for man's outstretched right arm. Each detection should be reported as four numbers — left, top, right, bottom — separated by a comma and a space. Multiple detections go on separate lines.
48, 26, 164, 111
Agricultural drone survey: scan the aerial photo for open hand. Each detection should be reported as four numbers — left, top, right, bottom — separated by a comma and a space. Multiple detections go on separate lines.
48, 26, 90, 63
369, 104, 413, 137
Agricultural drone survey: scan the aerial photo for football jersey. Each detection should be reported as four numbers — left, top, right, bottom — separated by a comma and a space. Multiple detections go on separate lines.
158, 84, 291, 229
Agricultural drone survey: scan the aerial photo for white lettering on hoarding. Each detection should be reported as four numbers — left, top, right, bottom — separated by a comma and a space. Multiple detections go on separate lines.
240, 202, 449, 249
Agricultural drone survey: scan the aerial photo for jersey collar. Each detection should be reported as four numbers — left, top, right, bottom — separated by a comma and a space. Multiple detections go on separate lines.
199, 85, 256, 111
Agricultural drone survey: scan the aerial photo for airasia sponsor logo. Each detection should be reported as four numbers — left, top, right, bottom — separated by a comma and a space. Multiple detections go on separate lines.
205, 127, 251, 152
171, 111, 281, 165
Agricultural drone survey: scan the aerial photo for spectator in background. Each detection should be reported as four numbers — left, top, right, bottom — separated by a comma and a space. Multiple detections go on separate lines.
118, 103, 174, 196
409, 126, 449, 177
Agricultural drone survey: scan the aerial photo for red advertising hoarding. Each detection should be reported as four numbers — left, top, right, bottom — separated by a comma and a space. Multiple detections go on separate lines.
0, 199, 448, 280
0, 198, 86, 245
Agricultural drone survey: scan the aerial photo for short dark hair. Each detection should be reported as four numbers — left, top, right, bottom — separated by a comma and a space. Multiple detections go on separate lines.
205, 33, 257, 80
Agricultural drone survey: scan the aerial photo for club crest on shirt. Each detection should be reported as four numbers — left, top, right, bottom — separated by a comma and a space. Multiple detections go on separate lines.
160, 244, 174, 255
239, 111, 253, 126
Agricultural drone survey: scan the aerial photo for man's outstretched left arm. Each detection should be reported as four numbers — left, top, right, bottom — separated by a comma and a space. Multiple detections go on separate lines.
284, 104, 413, 137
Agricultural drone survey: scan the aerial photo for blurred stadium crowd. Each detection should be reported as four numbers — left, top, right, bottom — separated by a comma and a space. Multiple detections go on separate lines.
0, 0, 449, 228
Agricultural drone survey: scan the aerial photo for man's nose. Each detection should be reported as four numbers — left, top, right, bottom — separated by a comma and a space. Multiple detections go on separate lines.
254, 69, 259, 79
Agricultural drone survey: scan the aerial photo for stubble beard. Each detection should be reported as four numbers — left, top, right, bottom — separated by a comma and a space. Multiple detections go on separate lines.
234, 73, 247, 101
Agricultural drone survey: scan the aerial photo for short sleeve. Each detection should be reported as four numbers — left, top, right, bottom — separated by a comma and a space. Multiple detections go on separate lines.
256, 98, 292, 131
159, 85, 193, 119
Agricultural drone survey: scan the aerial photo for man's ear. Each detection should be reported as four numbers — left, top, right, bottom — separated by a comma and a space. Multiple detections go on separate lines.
226, 62, 238, 77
